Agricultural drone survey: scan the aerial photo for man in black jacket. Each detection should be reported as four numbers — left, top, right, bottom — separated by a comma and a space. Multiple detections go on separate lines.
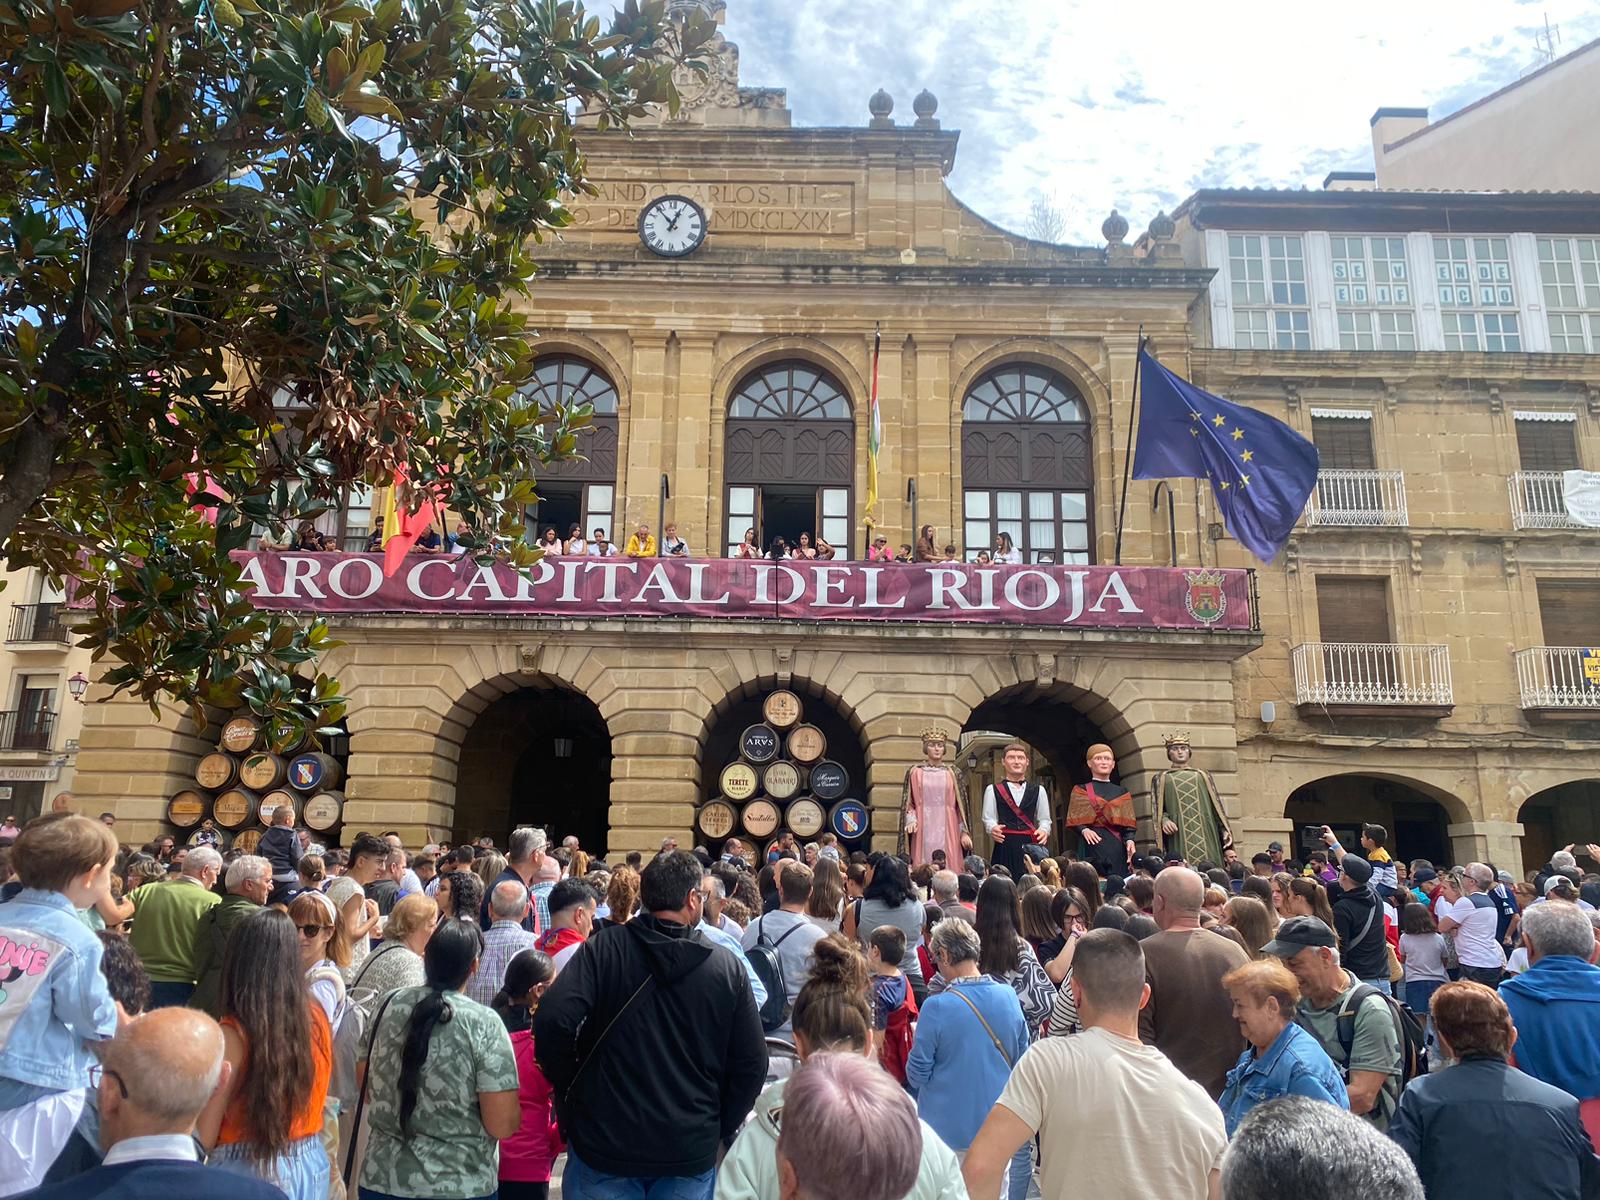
1330, 855, 1390, 991
535, 849, 767, 1196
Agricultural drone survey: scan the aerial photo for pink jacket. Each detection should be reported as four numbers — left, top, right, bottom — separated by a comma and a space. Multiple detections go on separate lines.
499, 1028, 563, 1183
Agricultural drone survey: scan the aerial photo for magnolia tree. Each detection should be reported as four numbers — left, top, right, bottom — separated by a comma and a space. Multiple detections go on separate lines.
0, 0, 711, 739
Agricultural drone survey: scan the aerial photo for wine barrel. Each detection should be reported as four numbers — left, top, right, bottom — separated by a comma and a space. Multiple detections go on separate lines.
786, 724, 827, 764
827, 799, 870, 841
697, 799, 737, 840
808, 760, 849, 802
762, 760, 800, 801
302, 791, 345, 832
761, 690, 803, 729
219, 716, 261, 754
719, 762, 759, 803
742, 799, 781, 840
166, 790, 208, 829
786, 797, 825, 839
739, 724, 781, 764
213, 788, 257, 830
188, 826, 230, 849
195, 752, 238, 791
233, 829, 262, 854
238, 752, 287, 791
258, 790, 296, 827
288, 752, 342, 793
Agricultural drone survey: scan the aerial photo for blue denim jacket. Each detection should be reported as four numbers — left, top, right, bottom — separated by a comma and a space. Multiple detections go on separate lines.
0, 888, 118, 1094
1218, 1020, 1348, 1135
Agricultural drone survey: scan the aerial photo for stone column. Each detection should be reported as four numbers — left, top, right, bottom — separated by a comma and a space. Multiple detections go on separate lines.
1448, 820, 1525, 872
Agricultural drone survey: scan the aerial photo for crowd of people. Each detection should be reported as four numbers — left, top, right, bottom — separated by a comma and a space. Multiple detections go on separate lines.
2, 810, 1598, 1200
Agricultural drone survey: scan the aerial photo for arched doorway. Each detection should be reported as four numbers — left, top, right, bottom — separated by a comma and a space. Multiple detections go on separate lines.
1517, 780, 1600, 877
454, 682, 612, 853
521, 355, 619, 546
961, 363, 1093, 563
723, 361, 854, 558
960, 684, 1117, 859
1284, 775, 1459, 869
700, 681, 869, 856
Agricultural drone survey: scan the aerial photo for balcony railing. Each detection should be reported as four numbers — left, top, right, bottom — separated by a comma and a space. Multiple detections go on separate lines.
1509, 471, 1584, 530
1292, 642, 1453, 712
1516, 646, 1600, 712
1304, 470, 1409, 527
0, 710, 55, 752
5, 603, 69, 644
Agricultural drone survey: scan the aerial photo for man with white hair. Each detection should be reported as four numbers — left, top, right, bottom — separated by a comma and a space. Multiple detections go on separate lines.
484, 826, 544, 933
776, 1053, 922, 1200
930, 868, 974, 925
1438, 863, 1506, 987
190, 854, 271, 1016
127, 845, 222, 1008
1501, 899, 1600, 1143
24, 1008, 286, 1200
1221, 1096, 1422, 1200
468, 879, 540, 1005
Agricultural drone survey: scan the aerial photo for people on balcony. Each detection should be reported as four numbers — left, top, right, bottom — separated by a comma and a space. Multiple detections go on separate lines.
662, 523, 689, 556
536, 528, 562, 556
624, 523, 657, 558
994, 532, 1022, 564
588, 528, 617, 557
915, 524, 938, 562
868, 534, 893, 561
564, 524, 587, 555
734, 527, 759, 559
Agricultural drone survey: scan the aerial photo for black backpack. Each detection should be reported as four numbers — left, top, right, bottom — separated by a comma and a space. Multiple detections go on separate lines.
747, 916, 804, 1032
1335, 983, 1429, 1096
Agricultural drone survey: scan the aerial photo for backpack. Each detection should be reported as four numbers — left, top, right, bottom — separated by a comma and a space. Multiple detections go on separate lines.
878, 976, 919, 1085
748, 916, 805, 1032
1335, 983, 1429, 1101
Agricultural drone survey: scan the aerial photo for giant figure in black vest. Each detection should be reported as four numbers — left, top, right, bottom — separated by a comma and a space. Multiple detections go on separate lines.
980, 742, 1051, 880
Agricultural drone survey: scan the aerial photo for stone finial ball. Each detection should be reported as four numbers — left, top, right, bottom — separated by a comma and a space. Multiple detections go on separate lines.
869, 88, 894, 118
1149, 210, 1176, 240
1102, 209, 1129, 244
913, 89, 938, 118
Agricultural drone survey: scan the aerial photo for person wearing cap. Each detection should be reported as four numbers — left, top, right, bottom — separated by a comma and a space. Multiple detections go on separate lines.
1267, 842, 1287, 872
1262, 916, 1403, 1131
1409, 865, 1438, 908
1328, 854, 1391, 994
1437, 864, 1506, 988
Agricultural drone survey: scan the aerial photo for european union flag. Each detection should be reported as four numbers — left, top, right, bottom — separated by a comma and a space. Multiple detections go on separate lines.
1132, 348, 1319, 562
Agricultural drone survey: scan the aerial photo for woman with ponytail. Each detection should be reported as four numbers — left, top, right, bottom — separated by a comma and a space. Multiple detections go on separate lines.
197, 908, 332, 1200
356, 918, 520, 1200
717, 933, 967, 1200
492, 950, 560, 1200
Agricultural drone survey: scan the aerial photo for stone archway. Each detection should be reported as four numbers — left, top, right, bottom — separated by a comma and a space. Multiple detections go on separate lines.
1517, 779, 1600, 877
1284, 773, 1472, 869
454, 680, 613, 852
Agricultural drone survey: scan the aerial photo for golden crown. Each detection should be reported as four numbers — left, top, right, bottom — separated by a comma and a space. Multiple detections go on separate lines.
1162, 731, 1192, 747
1183, 568, 1226, 587
920, 726, 951, 744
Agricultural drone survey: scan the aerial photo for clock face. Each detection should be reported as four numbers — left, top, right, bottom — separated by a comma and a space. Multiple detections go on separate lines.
638, 194, 707, 258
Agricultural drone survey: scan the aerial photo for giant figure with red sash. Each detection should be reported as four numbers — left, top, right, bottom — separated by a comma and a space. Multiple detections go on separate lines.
980, 742, 1051, 880
1065, 742, 1137, 877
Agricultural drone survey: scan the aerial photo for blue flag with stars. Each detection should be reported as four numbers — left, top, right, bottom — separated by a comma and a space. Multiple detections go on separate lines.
1132, 348, 1319, 562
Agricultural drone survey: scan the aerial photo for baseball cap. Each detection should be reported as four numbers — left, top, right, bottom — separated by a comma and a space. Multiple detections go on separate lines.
1413, 867, 1438, 884
1340, 855, 1374, 884
1545, 875, 1578, 896
1260, 916, 1339, 958
1267, 841, 1284, 853
1497, 870, 1515, 885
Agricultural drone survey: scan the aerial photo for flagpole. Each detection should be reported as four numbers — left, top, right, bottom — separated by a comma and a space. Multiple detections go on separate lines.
1113, 327, 1146, 565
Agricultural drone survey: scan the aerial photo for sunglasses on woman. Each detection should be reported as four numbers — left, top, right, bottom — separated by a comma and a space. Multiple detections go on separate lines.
297, 923, 330, 938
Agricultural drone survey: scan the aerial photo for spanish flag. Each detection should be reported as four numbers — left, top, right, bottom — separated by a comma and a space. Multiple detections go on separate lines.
378, 463, 442, 577
864, 325, 882, 525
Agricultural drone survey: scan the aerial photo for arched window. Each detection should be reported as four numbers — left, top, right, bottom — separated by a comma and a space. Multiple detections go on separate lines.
961, 364, 1093, 564
522, 354, 619, 546
725, 361, 855, 557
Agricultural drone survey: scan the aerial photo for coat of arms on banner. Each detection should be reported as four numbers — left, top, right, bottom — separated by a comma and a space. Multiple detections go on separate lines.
1183, 569, 1227, 624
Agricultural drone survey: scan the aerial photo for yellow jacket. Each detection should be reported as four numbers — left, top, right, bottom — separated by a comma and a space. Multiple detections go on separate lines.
625, 533, 657, 557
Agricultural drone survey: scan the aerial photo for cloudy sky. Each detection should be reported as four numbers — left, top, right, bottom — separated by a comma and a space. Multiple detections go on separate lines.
604, 0, 1600, 244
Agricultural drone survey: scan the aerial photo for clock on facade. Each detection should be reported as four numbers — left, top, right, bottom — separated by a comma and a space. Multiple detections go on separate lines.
637, 194, 708, 257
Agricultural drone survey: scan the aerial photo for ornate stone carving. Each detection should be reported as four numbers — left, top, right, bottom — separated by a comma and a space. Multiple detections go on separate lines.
519, 644, 543, 673
1102, 209, 1129, 246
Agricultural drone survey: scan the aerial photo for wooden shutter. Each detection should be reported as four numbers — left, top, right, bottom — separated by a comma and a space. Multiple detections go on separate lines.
1311, 417, 1376, 470
1537, 580, 1600, 647
1316, 576, 1392, 643
1515, 420, 1579, 472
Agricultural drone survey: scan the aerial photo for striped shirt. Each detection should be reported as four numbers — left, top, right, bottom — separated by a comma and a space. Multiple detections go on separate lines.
468, 919, 539, 1007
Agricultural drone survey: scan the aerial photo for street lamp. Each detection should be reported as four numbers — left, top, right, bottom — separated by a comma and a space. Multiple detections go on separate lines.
67, 672, 89, 703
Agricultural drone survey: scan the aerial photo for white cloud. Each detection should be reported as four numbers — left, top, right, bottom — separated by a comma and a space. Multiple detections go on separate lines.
601, 1, 1600, 243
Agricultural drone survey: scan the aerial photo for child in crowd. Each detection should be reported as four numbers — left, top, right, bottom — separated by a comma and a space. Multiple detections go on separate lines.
895, 544, 913, 563
0, 814, 122, 1188
493, 949, 560, 1200
867, 925, 918, 1084
1398, 902, 1448, 1046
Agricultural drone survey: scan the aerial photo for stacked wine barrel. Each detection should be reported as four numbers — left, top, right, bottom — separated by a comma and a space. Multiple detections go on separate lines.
165, 714, 347, 847
696, 690, 869, 852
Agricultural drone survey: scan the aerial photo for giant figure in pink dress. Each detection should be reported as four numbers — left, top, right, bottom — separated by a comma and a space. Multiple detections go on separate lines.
899, 727, 972, 865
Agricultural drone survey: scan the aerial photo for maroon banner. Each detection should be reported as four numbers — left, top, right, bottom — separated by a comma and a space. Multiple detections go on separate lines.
234, 552, 1254, 631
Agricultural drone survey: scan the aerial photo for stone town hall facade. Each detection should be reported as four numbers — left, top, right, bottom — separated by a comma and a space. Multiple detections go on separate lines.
62, 3, 1600, 870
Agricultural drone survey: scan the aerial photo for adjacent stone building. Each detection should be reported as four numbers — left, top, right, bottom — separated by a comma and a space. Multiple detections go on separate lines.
60, 3, 1600, 872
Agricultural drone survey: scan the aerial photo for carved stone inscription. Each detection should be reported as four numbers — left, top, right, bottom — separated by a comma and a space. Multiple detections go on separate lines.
569, 179, 855, 237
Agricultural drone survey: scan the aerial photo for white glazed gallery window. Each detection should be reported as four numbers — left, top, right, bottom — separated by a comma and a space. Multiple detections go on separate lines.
963, 490, 1089, 564
726, 486, 756, 556
1537, 237, 1600, 353
1229, 234, 1310, 350
819, 488, 850, 556
1435, 236, 1520, 351
583, 484, 615, 546
1331, 236, 1416, 350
